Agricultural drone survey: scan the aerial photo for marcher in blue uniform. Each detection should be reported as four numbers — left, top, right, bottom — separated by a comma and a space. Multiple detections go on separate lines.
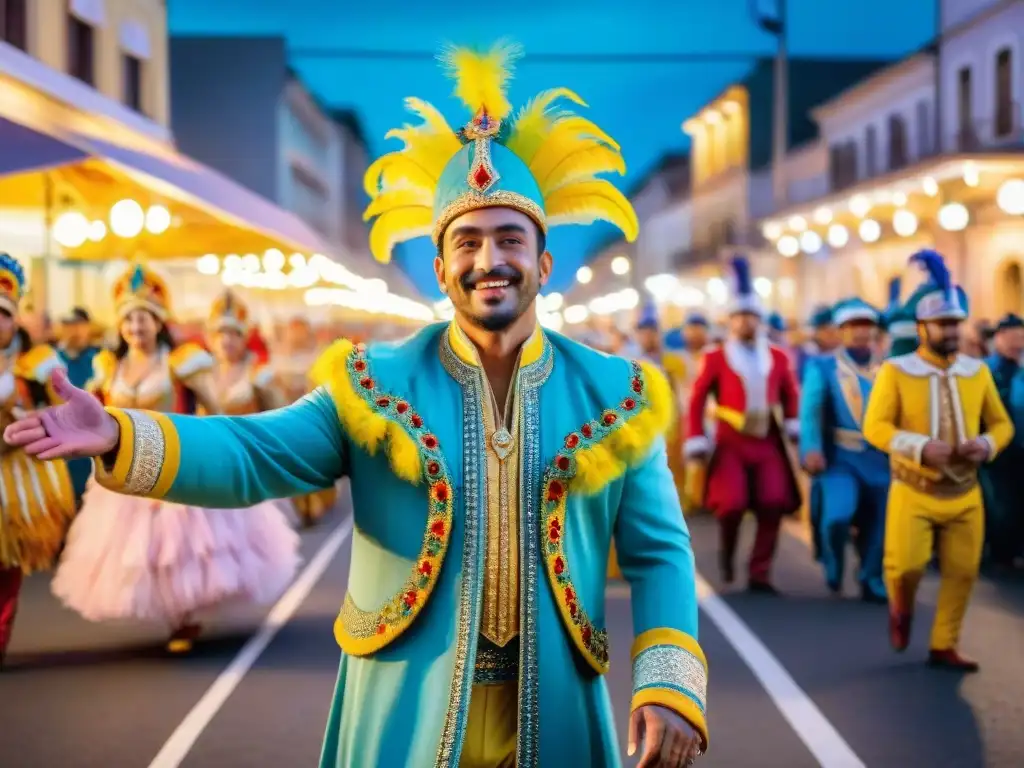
794, 305, 838, 380
981, 313, 1024, 568
799, 297, 889, 602
55, 307, 100, 504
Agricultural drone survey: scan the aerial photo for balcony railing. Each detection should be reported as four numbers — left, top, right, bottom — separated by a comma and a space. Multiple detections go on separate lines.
671, 224, 768, 269
827, 103, 1024, 193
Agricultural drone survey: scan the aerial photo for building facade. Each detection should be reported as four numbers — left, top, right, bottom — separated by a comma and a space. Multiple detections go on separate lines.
677, 57, 889, 320
1, 0, 173, 315
760, 0, 1024, 317
169, 36, 419, 307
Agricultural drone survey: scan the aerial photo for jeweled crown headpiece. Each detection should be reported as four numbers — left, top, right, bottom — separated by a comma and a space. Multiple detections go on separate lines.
208, 290, 250, 333
112, 264, 171, 322
363, 40, 639, 263
0, 252, 26, 317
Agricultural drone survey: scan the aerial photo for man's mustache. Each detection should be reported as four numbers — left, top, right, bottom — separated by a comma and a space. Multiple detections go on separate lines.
460, 266, 523, 291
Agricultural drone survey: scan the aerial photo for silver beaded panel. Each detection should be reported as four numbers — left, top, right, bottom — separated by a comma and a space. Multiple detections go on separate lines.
633, 643, 708, 714
121, 410, 166, 497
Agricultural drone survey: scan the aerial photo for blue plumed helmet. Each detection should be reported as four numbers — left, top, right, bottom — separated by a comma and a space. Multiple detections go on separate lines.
636, 299, 659, 330
832, 297, 881, 326
906, 249, 968, 321
727, 255, 762, 315
766, 311, 786, 332
0, 252, 27, 317
807, 304, 834, 329
684, 311, 709, 327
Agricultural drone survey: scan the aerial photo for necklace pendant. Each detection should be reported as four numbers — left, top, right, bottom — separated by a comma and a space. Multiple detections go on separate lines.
491, 427, 513, 460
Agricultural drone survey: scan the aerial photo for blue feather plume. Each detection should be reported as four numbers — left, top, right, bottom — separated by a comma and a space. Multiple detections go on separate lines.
909, 249, 952, 299
887, 277, 901, 309
731, 255, 752, 296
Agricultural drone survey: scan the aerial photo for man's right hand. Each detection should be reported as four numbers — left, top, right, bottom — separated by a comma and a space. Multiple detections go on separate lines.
1, 369, 119, 460
803, 451, 827, 475
921, 440, 954, 468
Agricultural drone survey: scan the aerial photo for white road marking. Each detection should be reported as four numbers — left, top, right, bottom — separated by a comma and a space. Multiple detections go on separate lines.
147, 516, 354, 768
695, 574, 866, 768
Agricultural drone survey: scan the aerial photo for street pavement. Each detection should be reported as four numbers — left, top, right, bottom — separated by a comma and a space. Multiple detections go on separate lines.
2, 492, 1023, 767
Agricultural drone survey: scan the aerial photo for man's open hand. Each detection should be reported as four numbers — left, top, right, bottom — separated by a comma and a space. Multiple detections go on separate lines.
628, 704, 701, 767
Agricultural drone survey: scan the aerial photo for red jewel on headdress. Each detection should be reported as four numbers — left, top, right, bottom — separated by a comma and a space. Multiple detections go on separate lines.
472, 165, 493, 189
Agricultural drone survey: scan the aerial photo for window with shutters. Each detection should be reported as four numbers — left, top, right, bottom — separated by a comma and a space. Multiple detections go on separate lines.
957, 67, 975, 150
67, 8, 95, 85
995, 48, 1014, 138
888, 115, 908, 170
865, 126, 877, 177
916, 100, 932, 158
123, 53, 144, 112
0, 0, 27, 51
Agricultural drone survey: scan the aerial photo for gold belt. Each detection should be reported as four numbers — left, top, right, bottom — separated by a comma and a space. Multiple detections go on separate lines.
891, 463, 977, 499
833, 428, 864, 452
474, 635, 519, 684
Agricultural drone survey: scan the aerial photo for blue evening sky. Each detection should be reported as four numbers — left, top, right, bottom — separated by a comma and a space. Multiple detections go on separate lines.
169, 0, 936, 299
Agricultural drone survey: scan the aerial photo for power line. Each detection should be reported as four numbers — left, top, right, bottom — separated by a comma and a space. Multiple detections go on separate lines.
289, 48, 771, 64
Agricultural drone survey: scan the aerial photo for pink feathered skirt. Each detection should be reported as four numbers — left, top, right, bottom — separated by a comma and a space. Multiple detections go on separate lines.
52, 480, 301, 624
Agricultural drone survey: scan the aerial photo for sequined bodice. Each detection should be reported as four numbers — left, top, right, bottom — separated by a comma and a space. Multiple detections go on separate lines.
108, 351, 176, 412
211, 362, 261, 416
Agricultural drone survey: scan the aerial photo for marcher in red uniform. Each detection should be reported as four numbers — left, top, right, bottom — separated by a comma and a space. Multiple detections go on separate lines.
685, 256, 801, 592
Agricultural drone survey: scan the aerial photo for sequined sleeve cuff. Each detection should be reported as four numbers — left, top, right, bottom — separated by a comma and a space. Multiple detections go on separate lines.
889, 430, 929, 465
630, 628, 709, 751
92, 408, 181, 499
980, 433, 998, 462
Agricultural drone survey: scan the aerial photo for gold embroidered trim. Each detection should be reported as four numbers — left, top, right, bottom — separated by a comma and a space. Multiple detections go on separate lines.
123, 410, 166, 496
432, 190, 547, 243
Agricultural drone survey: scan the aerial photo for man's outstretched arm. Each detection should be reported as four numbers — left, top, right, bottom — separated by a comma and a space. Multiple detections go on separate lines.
97, 388, 346, 507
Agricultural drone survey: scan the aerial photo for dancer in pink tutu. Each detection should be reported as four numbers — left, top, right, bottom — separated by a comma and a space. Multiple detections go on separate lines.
51, 265, 300, 653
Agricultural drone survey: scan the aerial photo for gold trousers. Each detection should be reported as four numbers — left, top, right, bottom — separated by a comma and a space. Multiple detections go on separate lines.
459, 681, 518, 768
884, 482, 984, 650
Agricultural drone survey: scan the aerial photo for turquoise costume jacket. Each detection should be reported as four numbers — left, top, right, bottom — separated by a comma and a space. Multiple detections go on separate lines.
93, 322, 709, 768
799, 351, 889, 593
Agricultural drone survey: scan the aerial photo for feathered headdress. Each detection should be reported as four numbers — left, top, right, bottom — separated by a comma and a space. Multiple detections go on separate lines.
727, 256, 762, 316
0, 253, 26, 317
112, 263, 171, 322
208, 290, 251, 333
906, 249, 968, 322
363, 40, 638, 263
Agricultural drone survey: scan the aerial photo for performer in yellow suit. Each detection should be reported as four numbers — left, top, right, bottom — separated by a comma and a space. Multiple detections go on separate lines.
863, 250, 1013, 671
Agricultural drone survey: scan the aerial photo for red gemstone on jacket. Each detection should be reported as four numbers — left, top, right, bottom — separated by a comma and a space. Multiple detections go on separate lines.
426, 460, 440, 476
422, 434, 438, 449
353, 359, 366, 372
376, 397, 390, 408
603, 412, 617, 425
411, 414, 423, 428
547, 480, 564, 501
556, 455, 570, 471
360, 377, 373, 389
432, 480, 449, 502
581, 424, 593, 438
623, 398, 636, 411
565, 433, 580, 449
430, 519, 446, 537
554, 556, 565, 575
396, 401, 409, 414
404, 590, 417, 607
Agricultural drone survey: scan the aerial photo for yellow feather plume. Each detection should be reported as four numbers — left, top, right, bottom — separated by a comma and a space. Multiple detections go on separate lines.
438, 40, 522, 120
368, 206, 434, 264
537, 141, 626, 194
544, 180, 640, 242
527, 116, 621, 187
363, 97, 461, 198
363, 187, 434, 221
506, 87, 587, 164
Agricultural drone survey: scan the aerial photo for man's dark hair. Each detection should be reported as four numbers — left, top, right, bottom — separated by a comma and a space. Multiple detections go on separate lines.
436, 219, 547, 259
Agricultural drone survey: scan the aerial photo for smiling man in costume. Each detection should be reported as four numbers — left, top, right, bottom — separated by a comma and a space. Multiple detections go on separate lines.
863, 250, 1013, 671
4, 43, 707, 768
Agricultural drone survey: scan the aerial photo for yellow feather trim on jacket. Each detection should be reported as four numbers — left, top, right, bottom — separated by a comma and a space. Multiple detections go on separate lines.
539, 359, 674, 673
86, 349, 119, 396
313, 339, 423, 485
571, 360, 672, 496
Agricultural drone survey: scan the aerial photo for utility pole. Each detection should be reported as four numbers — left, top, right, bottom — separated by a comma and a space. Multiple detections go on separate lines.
753, 0, 788, 211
